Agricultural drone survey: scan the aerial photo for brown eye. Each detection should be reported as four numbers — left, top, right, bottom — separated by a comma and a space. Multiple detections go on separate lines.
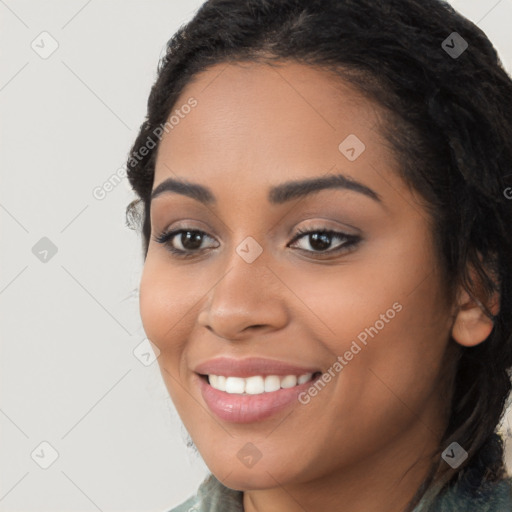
288, 228, 361, 256
153, 229, 219, 257
153, 226, 361, 259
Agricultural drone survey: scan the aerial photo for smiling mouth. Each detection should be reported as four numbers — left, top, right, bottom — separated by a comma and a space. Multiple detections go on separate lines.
199, 372, 322, 395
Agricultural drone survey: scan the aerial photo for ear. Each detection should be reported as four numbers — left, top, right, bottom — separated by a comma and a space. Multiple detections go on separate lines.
451, 258, 500, 348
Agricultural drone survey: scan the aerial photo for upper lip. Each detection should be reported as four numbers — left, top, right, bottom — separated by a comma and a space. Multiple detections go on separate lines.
193, 357, 321, 378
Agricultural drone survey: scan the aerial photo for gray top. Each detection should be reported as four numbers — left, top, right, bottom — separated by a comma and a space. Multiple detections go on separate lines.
167, 472, 512, 512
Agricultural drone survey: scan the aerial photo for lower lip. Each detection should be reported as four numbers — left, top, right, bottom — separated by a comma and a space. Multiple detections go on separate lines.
195, 373, 320, 423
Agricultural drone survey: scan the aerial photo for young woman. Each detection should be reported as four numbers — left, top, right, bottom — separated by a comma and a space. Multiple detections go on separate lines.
125, 0, 512, 510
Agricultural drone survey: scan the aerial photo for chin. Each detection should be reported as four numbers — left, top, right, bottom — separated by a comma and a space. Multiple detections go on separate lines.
208, 457, 310, 491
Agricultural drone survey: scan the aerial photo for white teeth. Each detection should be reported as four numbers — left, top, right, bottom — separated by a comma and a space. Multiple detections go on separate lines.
207, 373, 315, 394
225, 377, 245, 394
280, 375, 297, 388
264, 375, 281, 392
210, 375, 228, 390
245, 376, 265, 394
217, 375, 227, 391
298, 373, 313, 384
209, 375, 218, 388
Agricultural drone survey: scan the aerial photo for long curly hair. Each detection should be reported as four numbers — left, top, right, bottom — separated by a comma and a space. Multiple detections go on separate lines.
125, 1, 512, 509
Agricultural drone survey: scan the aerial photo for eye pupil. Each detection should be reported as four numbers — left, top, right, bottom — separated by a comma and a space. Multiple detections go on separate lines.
309, 233, 331, 251
181, 231, 203, 250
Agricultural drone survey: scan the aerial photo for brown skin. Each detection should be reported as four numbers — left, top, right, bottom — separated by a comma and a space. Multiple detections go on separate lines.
139, 61, 497, 512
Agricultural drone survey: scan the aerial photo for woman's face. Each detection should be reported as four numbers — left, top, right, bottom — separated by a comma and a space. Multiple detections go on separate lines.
139, 61, 456, 490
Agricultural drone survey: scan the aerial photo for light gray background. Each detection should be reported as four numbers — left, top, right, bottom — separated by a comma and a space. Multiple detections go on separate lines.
1, 1, 512, 511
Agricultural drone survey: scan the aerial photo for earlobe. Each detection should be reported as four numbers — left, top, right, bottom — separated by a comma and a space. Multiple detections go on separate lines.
451, 285, 499, 348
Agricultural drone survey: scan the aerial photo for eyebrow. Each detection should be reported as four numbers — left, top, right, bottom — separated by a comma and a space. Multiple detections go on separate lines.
150, 173, 382, 205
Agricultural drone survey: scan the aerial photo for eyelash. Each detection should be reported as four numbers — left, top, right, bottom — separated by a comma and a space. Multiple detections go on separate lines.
152, 226, 361, 259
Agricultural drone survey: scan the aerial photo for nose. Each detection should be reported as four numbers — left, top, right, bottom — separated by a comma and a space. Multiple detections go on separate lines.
197, 252, 289, 341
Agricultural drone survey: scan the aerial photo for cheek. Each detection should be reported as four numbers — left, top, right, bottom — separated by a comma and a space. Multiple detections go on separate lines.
138, 259, 189, 355
139, 264, 166, 346
288, 239, 451, 398
138, 256, 220, 363
330, 274, 450, 439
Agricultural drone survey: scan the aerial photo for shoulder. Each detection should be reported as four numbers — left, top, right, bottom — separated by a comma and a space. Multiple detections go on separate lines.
166, 472, 512, 512
166, 473, 244, 512
459, 475, 512, 512
417, 475, 512, 512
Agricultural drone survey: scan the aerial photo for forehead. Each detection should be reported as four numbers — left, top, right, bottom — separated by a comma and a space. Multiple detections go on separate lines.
153, 60, 394, 196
